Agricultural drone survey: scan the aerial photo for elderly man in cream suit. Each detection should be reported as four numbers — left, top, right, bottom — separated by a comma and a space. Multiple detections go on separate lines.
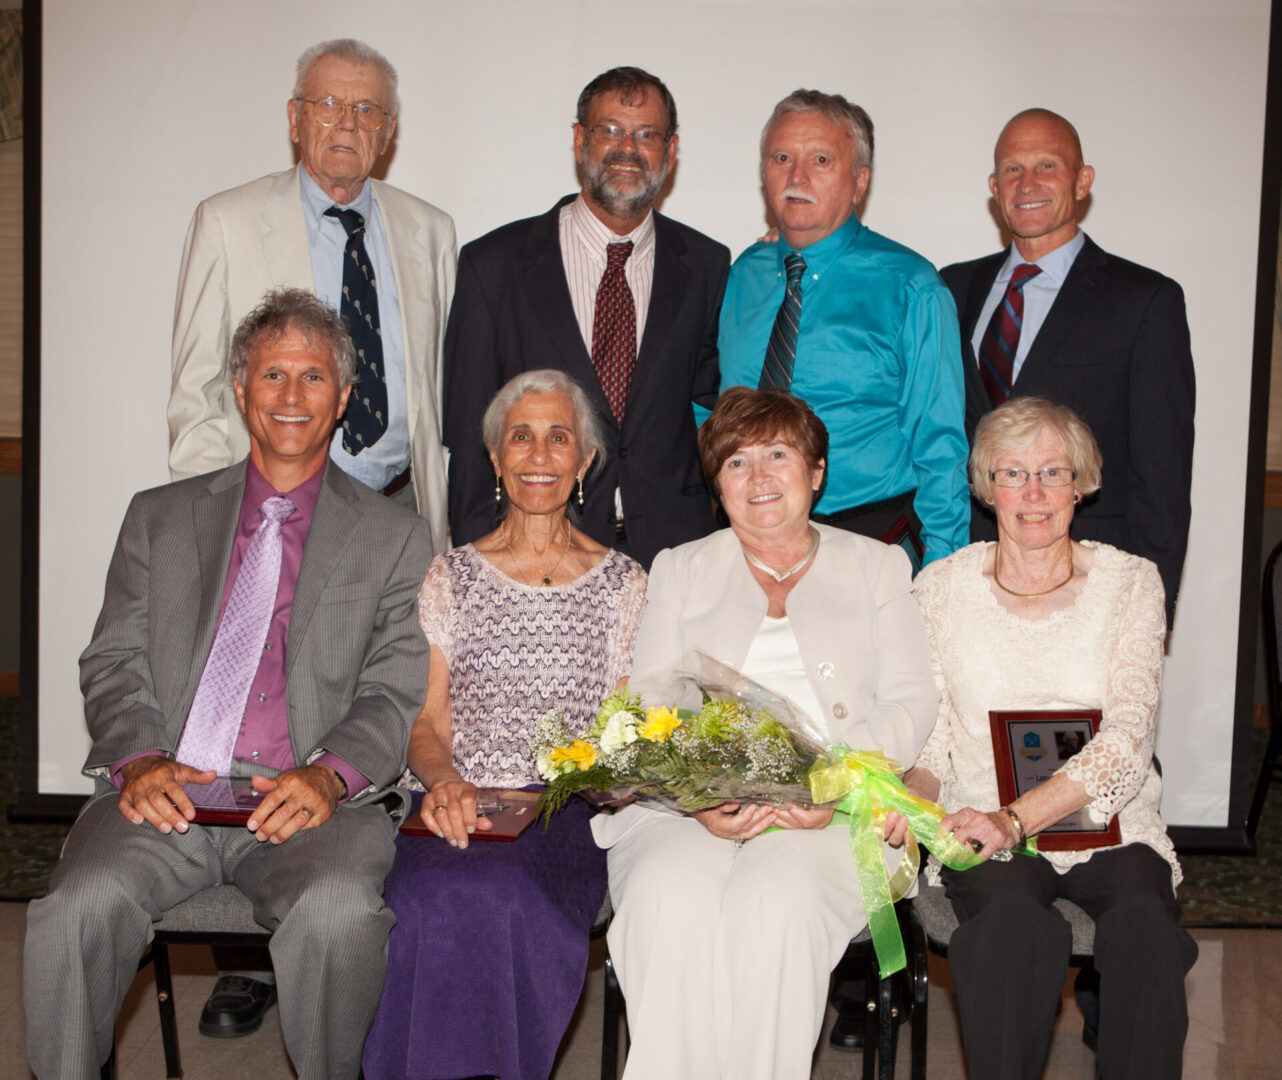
168, 38, 456, 554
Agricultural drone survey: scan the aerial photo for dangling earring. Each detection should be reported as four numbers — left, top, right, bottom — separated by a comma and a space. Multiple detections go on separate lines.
494, 474, 503, 505
577, 476, 585, 507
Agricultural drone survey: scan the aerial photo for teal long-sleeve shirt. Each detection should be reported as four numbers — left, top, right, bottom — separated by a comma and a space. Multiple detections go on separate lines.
717, 214, 969, 565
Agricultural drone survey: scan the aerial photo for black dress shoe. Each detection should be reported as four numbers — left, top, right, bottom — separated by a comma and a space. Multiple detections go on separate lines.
198, 975, 278, 1038
828, 1001, 866, 1051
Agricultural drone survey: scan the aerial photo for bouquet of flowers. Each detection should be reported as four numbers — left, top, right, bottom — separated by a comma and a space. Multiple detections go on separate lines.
533, 653, 831, 816
533, 652, 997, 976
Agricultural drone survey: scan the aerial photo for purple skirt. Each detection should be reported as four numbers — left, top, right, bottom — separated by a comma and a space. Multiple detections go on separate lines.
362, 794, 607, 1080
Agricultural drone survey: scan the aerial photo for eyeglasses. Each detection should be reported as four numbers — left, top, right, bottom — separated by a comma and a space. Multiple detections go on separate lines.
584, 124, 670, 150
296, 96, 389, 132
989, 467, 1077, 488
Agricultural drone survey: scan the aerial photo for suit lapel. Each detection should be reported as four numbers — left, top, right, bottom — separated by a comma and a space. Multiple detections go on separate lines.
374, 179, 428, 374
260, 166, 315, 288
1015, 237, 1107, 388
521, 199, 619, 426
287, 467, 361, 677
627, 213, 688, 413
190, 464, 248, 690
958, 253, 1005, 413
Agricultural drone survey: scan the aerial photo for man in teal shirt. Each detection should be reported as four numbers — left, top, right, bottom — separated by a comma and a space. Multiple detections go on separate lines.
718, 90, 968, 567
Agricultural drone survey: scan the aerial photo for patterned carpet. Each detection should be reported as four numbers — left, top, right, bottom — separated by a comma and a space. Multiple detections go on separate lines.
2, 696, 1280, 922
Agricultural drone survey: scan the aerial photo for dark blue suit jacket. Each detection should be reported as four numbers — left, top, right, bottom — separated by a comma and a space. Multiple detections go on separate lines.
443, 196, 729, 569
941, 236, 1195, 624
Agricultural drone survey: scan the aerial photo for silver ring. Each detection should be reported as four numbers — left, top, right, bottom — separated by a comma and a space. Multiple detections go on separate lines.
991, 849, 1014, 863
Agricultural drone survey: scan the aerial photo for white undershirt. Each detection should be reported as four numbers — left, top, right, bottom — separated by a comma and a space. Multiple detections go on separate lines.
740, 615, 829, 741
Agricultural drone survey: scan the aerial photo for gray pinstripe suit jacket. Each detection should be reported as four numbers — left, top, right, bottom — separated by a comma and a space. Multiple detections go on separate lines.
78, 459, 434, 807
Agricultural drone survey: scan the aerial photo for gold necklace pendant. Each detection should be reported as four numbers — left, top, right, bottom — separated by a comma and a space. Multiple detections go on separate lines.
993, 544, 1074, 599
506, 520, 572, 586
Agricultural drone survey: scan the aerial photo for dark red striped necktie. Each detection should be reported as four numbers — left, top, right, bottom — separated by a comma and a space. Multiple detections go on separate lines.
978, 263, 1041, 405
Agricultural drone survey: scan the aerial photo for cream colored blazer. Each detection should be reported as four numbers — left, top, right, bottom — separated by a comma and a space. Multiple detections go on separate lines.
167, 166, 457, 553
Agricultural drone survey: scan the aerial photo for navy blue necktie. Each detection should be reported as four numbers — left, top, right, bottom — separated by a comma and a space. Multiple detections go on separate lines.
325, 206, 388, 452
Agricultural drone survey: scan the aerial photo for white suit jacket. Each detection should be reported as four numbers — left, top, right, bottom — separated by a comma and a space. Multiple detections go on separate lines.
168, 165, 457, 553
594, 524, 939, 847
629, 524, 937, 764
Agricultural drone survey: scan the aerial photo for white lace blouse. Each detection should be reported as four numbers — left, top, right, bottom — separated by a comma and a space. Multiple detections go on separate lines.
912, 541, 1180, 885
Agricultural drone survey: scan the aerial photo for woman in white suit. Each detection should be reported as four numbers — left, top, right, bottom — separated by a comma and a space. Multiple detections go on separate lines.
592, 387, 938, 1080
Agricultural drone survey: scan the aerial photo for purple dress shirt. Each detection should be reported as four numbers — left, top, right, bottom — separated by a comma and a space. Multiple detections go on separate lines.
113, 461, 369, 799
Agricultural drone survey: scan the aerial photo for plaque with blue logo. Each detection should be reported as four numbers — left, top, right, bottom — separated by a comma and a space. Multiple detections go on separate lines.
988, 709, 1120, 850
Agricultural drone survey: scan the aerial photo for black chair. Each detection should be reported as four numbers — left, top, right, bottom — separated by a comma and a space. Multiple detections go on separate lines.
1249, 538, 1282, 837
905, 883, 1096, 1080
134, 884, 274, 1080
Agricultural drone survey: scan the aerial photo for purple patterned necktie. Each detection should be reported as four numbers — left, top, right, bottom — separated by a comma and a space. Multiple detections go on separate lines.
176, 496, 296, 773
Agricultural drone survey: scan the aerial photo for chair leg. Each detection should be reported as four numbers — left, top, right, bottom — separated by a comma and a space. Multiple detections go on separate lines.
861, 957, 878, 1080
908, 912, 929, 1080
152, 941, 183, 1079
602, 951, 625, 1080
877, 969, 898, 1080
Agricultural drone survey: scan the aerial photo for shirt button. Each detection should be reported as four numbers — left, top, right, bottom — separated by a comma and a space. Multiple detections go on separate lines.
832, 702, 848, 720
250, 750, 260, 759
817, 661, 834, 680
264, 642, 272, 650
257, 693, 266, 702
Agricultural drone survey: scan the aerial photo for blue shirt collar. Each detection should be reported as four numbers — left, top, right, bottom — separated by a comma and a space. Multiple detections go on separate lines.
998, 229, 1086, 286
298, 166, 374, 232
777, 211, 862, 277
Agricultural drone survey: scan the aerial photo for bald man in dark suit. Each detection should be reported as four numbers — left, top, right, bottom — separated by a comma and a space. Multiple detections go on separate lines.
941, 108, 1194, 625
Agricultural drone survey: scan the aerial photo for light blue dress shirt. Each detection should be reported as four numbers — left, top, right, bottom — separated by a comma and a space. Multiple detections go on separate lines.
299, 168, 410, 491
969, 230, 1087, 384
718, 214, 969, 565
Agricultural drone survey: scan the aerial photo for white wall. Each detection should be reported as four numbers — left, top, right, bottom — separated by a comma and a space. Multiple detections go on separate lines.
38, 0, 1272, 827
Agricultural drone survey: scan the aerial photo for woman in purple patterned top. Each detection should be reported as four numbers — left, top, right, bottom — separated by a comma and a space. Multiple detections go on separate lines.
363, 371, 646, 1080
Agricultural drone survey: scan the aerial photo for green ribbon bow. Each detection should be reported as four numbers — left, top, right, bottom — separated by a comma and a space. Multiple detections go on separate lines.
809, 747, 1004, 976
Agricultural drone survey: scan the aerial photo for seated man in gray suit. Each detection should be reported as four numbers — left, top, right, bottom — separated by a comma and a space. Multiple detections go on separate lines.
24, 289, 433, 1080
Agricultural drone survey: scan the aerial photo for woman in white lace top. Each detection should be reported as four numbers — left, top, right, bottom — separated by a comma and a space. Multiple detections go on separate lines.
890, 397, 1197, 1080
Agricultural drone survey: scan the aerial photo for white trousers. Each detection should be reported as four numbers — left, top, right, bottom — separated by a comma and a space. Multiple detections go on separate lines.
598, 807, 869, 1080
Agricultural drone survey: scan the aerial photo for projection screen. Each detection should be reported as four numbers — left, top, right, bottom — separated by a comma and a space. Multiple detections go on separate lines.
27, 0, 1275, 844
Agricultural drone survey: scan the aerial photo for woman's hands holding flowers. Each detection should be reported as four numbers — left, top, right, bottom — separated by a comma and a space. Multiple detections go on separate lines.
695, 801, 777, 842
772, 804, 834, 830
695, 800, 833, 842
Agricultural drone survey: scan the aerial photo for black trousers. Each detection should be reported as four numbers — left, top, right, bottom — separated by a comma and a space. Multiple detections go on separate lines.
941, 844, 1198, 1080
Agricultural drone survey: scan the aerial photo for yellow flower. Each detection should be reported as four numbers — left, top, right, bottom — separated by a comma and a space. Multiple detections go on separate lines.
638, 706, 683, 742
549, 739, 597, 771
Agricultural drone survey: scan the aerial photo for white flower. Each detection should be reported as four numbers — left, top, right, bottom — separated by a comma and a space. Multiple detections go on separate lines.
535, 750, 560, 780
599, 710, 639, 755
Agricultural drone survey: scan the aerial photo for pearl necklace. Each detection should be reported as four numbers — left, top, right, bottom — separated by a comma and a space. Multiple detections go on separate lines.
506, 520, 571, 586
741, 526, 820, 583
993, 544, 1074, 599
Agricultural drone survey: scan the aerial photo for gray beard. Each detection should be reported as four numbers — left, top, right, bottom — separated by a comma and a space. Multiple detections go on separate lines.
580, 148, 667, 220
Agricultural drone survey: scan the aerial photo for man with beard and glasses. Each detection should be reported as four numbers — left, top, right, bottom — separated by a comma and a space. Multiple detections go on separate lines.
443, 66, 729, 569
719, 89, 968, 574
